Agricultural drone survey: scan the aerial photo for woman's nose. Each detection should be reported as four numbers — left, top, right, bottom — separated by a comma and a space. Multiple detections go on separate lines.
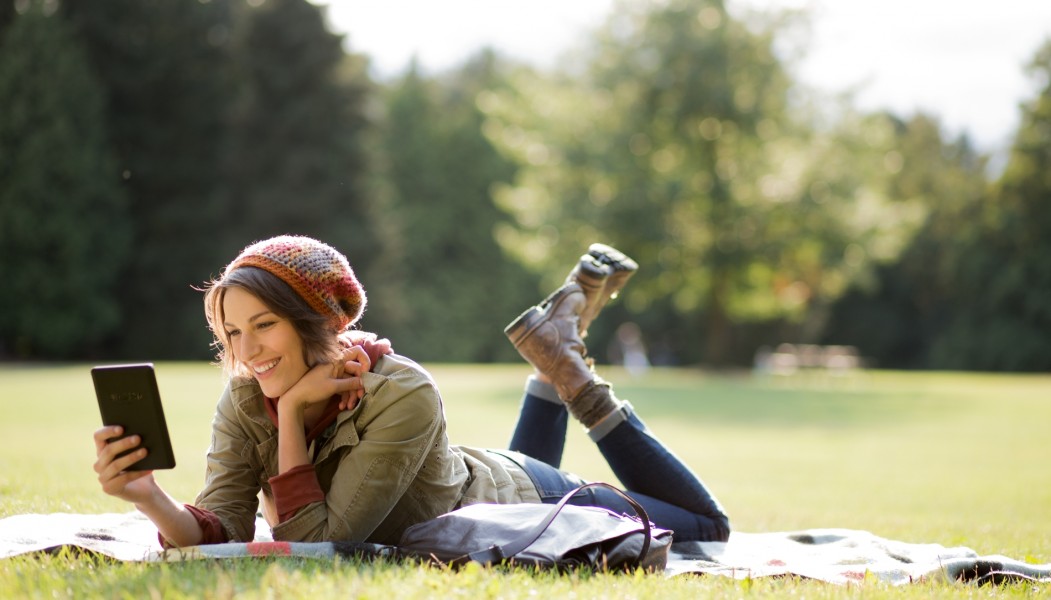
239, 331, 260, 360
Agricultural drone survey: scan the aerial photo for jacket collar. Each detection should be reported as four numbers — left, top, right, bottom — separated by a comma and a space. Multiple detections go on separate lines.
227, 376, 364, 461
229, 377, 274, 432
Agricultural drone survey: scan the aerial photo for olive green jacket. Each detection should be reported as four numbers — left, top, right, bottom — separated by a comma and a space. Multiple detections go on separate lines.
194, 353, 540, 545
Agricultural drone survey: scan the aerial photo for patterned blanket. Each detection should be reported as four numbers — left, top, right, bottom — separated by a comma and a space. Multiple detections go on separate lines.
1, 513, 1047, 585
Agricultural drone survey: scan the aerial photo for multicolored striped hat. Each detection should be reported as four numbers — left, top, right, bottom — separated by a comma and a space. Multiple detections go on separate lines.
225, 235, 365, 330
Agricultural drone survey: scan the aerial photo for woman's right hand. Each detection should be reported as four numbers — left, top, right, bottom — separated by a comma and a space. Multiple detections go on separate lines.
93, 425, 159, 504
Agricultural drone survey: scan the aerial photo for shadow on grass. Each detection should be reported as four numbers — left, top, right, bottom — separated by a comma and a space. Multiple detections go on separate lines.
446, 366, 943, 430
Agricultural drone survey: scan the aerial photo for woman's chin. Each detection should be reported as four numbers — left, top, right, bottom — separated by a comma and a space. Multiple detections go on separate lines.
256, 378, 290, 399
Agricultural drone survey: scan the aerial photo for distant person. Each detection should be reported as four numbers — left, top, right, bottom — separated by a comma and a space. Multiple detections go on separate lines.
609, 321, 651, 376
92, 236, 729, 547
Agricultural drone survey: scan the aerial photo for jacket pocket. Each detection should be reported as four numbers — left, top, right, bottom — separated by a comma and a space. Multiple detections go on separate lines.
250, 435, 279, 483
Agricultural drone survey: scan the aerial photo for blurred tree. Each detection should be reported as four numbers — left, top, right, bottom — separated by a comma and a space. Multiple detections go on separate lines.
825, 40, 1051, 372
927, 41, 1051, 371
481, 0, 923, 365
370, 52, 538, 361
0, 2, 131, 357
60, 0, 234, 359
221, 0, 374, 271
821, 115, 990, 368
0, 0, 14, 42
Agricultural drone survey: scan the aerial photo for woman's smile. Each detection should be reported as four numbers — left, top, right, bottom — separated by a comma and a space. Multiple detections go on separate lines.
252, 358, 281, 375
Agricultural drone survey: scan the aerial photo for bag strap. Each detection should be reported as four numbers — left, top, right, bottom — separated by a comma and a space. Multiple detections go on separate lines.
466, 481, 654, 564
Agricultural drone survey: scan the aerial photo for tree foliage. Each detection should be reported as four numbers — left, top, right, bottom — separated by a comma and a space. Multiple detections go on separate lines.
929, 41, 1051, 371
222, 0, 373, 264
369, 52, 538, 361
0, 2, 130, 357
0, 0, 15, 42
60, 0, 235, 358
821, 115, 990, 367
824, 40, 1051, 372
1, 0, 1046, 370
51, 0, 374, 360
481, 0, 925, 364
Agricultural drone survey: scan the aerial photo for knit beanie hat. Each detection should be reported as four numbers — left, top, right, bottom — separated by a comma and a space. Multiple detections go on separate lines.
225, 235, 366, 330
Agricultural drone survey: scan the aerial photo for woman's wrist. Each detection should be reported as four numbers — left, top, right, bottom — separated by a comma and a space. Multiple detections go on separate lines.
276, 401, 310, 473
131, 481, 167, 514
277, 395, 306, 425
134, 485, 204, 547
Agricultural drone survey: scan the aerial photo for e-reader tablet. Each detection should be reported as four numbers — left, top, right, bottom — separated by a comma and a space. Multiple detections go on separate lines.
91, 363, 176, 470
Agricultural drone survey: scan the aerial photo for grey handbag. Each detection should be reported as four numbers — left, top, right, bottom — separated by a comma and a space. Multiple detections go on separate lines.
398, 482, 673, 571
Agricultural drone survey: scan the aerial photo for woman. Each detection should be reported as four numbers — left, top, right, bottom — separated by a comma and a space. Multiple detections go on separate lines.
93, 235, 729, 547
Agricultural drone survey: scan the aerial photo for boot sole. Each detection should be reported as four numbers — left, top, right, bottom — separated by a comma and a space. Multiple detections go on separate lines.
574, 255, 612, 290
588, 243, 638, 273
588, 244, 637, 300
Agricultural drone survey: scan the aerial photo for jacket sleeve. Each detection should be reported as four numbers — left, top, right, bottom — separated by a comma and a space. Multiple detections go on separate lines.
193, 384, 263, 542
270, 366, 444, 542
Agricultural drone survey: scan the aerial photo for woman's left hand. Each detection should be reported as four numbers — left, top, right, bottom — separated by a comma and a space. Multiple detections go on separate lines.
334, 345, 371, 410
282, 346, 370, 414
338, 330, 393, 367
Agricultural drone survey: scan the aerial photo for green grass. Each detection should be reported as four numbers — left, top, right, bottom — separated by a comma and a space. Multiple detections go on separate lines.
1, 363, 1049, 598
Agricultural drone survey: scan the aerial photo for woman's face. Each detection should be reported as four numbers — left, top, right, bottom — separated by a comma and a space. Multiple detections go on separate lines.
222, 286, 309, 398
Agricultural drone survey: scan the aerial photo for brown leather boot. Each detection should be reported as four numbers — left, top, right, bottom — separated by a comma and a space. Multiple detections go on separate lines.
504, 283, 594, 402
564, 254, 611, 338
577, 243, 638, 335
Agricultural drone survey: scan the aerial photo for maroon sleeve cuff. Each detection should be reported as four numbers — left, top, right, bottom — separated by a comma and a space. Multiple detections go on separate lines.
269, 464, 325, 523
157, 504, 229, 548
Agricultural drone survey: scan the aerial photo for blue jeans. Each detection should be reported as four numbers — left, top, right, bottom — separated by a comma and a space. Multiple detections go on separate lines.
507, 390, 731, 542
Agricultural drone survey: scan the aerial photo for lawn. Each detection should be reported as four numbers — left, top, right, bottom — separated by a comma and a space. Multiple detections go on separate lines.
1, 362, 1048, 598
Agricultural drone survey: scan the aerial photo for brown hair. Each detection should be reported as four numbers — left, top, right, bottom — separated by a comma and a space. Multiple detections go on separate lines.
203, 266, 343, 379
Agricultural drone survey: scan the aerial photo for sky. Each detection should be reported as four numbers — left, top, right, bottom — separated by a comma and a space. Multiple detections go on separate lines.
318, 0, 1051, 158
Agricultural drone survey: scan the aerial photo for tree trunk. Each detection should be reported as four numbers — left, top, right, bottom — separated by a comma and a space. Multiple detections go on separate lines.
705, 269, 733, 366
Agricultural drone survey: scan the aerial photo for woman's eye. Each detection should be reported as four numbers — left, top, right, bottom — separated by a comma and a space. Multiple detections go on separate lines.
226, 330, 240, 338
256, 321, 275, 330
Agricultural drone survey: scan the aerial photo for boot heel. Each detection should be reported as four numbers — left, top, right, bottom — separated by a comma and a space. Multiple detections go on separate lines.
503, 283, 593, 402
503, 305, 544, 347
506, 284, 584, 346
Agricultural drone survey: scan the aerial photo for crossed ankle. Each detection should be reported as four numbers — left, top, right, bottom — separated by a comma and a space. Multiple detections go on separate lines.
565, 379, 623, 429
586, 401, 633, 442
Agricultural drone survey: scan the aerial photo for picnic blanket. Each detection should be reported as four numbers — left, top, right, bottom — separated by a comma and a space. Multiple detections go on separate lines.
1, 512, 1048, 586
